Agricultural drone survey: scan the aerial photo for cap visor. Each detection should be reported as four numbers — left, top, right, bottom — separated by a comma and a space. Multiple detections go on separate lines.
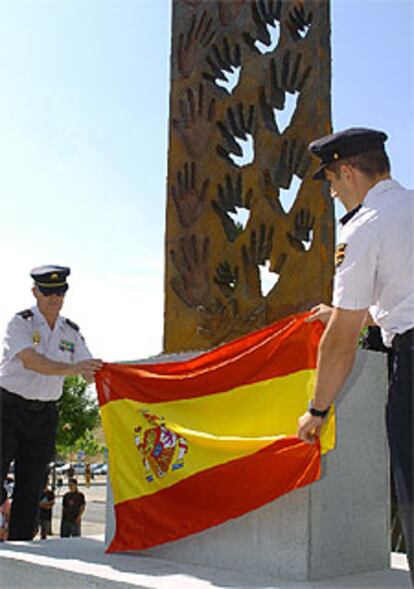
37, 284, 68, 295
312, 164, 327, 180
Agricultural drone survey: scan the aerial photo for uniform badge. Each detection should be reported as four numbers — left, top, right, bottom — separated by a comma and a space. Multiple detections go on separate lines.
32, 331, 41, 346
59, 339, 75, 353
134, 410, 188, 483
335, 243, 348, 267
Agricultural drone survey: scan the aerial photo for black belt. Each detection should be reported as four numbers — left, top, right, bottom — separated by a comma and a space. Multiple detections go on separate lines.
0, 387, 56, 412
392, 328, 414, 352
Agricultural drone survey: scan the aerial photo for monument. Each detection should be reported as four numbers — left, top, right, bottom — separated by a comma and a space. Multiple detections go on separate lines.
164, 0, 334, 353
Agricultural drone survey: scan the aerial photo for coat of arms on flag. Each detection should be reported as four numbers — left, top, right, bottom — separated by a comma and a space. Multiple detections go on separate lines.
134, 410, 188, 482
96, 312, 335, 553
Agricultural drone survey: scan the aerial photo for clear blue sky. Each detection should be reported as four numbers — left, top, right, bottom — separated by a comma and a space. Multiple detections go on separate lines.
0, 0, 412, 361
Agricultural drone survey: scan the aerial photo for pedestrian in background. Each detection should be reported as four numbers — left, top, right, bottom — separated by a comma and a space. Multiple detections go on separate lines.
60, 478, 85, 537
85, 463, 91, 488
0, 265, 102, 540
38, 481, 55, 539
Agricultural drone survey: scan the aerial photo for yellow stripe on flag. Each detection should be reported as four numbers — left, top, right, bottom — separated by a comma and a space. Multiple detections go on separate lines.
102, 368, 335, 504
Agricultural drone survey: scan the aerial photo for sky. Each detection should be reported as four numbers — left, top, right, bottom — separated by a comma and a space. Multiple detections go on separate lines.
0, 0, 413, 362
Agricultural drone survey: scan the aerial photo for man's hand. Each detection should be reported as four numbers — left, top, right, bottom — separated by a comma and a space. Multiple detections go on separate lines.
72, 359, 103, 382
297, 411, 324, 444
305, 303, 333, 325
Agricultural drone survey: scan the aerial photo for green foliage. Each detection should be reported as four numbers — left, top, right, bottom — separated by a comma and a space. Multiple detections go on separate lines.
56, 376, 100, 456
75, 429, 103, 457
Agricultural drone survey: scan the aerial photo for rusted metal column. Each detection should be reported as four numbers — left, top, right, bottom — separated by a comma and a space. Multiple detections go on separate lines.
164, 0, 333, 353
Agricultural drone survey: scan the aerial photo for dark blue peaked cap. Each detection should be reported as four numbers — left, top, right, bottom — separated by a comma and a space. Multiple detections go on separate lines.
308, 127, 388, 180
30, 265, 70, 295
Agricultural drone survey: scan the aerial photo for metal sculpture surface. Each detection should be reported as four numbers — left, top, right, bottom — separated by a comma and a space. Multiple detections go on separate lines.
164, 0, 334, 352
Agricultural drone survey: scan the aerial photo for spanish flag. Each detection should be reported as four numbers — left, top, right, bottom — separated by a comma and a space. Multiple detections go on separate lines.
96, 312, 335, 553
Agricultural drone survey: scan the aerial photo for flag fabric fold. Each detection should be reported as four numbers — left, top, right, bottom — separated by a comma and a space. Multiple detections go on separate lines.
95, 312, 335, 553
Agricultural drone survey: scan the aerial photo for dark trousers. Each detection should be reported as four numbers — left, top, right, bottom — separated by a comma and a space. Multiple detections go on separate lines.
0, 390, 58, 540
60, 520, 81, 537
386, 329, 414, 580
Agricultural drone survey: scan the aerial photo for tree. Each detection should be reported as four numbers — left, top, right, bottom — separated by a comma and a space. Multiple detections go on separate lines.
75, 429, 102, 458
56, 376, 100, 456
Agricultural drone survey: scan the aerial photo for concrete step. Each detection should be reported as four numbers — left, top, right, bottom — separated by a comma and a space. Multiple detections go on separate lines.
0, 535, 411, 589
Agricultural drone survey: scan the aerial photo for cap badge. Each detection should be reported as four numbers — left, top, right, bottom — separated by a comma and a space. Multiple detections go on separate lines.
32, 331, 41, 346
333, 152, 340, 160
51, 273, 58, 280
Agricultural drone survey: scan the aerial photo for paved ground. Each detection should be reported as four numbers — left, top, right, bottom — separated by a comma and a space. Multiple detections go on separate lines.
1, 479, 410, 588
0, 536, 411, 589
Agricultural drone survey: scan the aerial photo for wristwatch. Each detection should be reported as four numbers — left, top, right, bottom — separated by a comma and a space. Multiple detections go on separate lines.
308, 400, 330, 419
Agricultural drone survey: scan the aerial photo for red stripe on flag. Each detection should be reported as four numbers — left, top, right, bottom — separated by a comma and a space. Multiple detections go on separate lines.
97, 313, 323, 406
107, 436, 320, 553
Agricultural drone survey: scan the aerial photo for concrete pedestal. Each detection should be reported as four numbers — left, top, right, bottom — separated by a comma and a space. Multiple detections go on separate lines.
106, 349, 390, 581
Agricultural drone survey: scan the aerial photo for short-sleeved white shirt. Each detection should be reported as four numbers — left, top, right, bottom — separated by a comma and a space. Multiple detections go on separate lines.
0, 306, 92, 400
332, 179, 414, 346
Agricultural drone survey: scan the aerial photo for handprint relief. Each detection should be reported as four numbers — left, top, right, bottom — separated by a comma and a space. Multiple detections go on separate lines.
259, 51, 311, 133
216, 103, 255, 167
273, 139, 310, 188
287, 208, 315, 251
203, 37, 241, 95
197, 295, 267, 346
241, 224, 276, 299
178, 11, 216, 79
264, 139, 310, 213
287, 1, 313, 41
170, 234, 211, 309
173, 84, 216, 158
214, 261, 239, 298
211, 173, 252, 242
243, 0, 282, 54
172, 161, 209, 228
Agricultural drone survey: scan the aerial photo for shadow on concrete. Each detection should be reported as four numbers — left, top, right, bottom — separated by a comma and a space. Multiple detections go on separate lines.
0, 536, 411, 589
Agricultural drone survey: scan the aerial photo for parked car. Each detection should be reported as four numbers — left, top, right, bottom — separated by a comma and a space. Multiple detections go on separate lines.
90, 463, 103, 474
55, 463, 71, 475
73, 463, 86, 475
93, 463, 108, 476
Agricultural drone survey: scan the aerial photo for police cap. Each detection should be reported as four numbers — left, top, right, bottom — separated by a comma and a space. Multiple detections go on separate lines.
30, 265, 70, 295
308, 127, 388, 180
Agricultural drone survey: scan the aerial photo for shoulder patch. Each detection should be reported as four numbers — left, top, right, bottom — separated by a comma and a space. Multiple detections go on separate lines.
335, 243, 348, 268
17, 309, 33, 320
65, 318, 80, 332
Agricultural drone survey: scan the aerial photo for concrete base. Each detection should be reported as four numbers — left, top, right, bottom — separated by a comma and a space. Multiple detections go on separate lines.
106, 350, 390, 582
0, 536, 411, 589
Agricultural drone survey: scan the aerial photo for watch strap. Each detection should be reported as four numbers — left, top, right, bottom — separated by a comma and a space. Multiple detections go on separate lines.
308, 400, 330, 419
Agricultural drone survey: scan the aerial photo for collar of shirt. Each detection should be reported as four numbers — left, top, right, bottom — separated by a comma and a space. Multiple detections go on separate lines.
363, 178, 401, 208
32, 305, 65, 334
339, 205, 362, 226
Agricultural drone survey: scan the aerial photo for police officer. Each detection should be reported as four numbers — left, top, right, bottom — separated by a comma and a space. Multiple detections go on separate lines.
0, 265, 102, 540
296, 128, 414, 579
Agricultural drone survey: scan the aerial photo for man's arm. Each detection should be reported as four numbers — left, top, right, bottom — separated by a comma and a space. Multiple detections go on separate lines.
297, 306, 368, 443
76, 496, 86, 524
306, 303, 376, 327
16, 348, 102, 381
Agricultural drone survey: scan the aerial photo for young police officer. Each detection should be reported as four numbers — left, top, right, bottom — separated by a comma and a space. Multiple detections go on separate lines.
296, 128, 414, 579
0, 265, 102, 540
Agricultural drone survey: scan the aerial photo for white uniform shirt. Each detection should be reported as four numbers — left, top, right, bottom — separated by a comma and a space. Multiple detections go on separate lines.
332, 179, 414, 346
0, 306, 92, 400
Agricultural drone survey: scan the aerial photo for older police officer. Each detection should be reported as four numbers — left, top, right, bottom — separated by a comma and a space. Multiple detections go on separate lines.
0, 265, 102, 540
297, 128, 414, 578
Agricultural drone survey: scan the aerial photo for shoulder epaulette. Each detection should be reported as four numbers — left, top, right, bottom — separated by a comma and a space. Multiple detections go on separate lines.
17, 309, 33, 320
65, 318, 80, 332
